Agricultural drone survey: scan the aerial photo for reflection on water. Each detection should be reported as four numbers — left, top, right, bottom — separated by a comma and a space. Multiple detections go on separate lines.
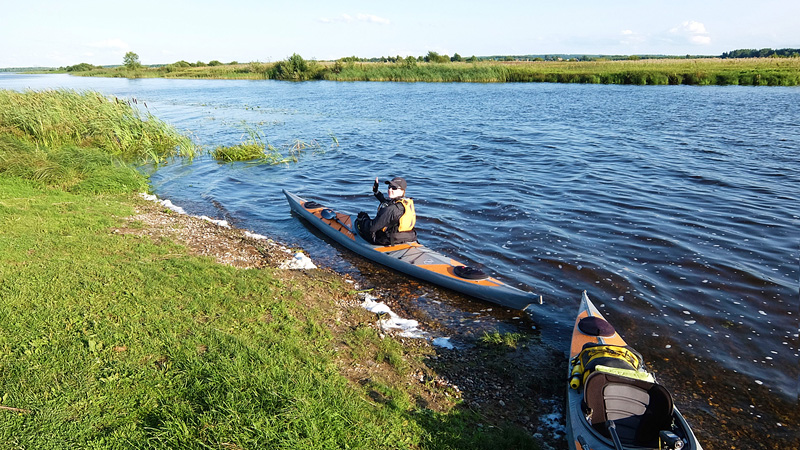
2, 73, 798, 448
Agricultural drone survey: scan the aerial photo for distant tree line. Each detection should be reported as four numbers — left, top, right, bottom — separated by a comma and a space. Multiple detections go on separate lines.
721, 48, 800, 58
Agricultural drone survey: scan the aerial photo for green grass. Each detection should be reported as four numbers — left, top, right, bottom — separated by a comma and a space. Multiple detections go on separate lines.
0, 178, 417, 449
62, 57, 800, 86
0, 135, 149, 193
479, 331, 528, 350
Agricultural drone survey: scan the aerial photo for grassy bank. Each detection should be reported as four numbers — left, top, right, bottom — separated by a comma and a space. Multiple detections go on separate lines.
0, 90, 545, 449
65, 57, 800, 86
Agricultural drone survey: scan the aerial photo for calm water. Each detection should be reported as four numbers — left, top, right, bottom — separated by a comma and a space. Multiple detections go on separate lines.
3, 73, 798, 447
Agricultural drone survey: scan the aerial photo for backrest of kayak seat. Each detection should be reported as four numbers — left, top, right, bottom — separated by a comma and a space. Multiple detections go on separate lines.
584, 372, 674, 447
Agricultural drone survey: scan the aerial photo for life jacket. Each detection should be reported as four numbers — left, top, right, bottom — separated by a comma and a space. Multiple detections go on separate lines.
396, 197, 416, 232
379, 197, 416, 232
570, 343, 644, 389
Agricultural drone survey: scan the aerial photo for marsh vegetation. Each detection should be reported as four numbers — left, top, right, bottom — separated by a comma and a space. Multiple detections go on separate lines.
57, 51, 800, 86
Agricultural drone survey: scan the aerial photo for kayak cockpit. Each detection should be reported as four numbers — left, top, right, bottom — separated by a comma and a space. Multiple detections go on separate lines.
583, 370, 679, 448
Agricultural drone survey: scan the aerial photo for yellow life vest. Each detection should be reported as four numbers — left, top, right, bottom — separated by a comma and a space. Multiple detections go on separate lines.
569, 344, 643, 389
381, 197, 416, 232
397, 198, 416, 232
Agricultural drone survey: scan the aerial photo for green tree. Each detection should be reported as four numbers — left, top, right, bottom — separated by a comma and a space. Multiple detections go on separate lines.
402, 55, 417, 68
123, 52, 141, 70
271, 53, 321, 80
425, 51, 449, 63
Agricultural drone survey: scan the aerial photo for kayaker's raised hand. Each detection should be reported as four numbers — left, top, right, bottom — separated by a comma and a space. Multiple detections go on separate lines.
372, 177, 379, 194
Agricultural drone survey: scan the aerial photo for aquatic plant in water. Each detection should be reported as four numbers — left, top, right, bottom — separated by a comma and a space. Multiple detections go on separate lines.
212, 124, 338, 165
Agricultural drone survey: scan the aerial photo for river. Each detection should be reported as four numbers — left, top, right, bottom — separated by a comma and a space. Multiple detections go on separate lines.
2, 73, 798, 448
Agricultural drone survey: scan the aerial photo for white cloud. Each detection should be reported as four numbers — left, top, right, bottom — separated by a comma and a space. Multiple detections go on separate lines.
669, 21, 711, 45
619, 29, 646, 46
356, 13, 390, 25
319, 13, 390, 25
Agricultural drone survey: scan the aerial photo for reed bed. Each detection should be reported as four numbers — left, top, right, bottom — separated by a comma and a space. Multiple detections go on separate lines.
67, 57, 800, 85
0, 89, 197, 162
324, 58, 800, 85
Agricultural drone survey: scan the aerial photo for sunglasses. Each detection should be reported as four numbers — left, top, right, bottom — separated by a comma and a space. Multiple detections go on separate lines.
388, 186, 402, 190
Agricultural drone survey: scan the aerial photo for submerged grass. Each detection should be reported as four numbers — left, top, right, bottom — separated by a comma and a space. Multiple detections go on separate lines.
212, 125, 338, 164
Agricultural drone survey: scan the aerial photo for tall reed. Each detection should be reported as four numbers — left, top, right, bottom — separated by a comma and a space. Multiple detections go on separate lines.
0, 89, 197, 163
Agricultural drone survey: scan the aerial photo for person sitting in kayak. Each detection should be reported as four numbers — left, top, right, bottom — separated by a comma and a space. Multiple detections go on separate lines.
356, 176, 417, 245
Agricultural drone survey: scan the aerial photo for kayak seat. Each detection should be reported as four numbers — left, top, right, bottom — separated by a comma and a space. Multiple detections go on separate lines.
584, 371, 674, 447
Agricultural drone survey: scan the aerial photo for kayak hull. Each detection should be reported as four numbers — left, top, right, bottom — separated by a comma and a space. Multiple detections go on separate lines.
566, 291, 703, 450
283, 190, 537, 310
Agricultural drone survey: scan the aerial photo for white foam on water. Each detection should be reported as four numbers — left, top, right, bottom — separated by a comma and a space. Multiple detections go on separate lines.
244, 231, 269, 241
140, 192, 186, 215
359, 293, 449, 342
432, 337, 455, 349
360, 293, 425, 338
199, 215, 229, 228
540, 411, 566, 434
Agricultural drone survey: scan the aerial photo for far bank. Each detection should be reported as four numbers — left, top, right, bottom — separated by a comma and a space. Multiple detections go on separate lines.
51, 57, 800, 86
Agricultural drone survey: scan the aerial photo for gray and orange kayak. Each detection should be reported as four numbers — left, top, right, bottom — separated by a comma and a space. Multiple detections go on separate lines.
566, 291, 702, 450
283, 190, 539, 310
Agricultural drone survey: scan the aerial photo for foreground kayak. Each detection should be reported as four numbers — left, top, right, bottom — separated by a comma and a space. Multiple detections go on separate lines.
283, 190, 539, 310
567, 291, 702, 450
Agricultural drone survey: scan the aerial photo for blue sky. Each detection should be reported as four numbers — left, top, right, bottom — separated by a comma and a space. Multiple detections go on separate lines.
1, 0, 798, 67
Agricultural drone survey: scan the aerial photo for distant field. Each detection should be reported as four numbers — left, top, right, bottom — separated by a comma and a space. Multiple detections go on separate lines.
64, 58, 800, 85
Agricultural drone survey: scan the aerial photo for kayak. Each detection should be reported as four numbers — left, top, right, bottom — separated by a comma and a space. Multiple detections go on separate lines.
567, 291, 702, 450
283, 190, 539, 310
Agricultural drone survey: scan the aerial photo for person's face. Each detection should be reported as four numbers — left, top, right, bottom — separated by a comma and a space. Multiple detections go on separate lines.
388, 186, 404, 199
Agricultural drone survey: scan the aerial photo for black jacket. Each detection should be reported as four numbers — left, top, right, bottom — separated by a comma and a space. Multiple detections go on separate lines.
358, 192, 417, 245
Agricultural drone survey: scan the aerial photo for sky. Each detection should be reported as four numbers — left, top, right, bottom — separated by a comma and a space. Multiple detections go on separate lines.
1, 0, 798, 68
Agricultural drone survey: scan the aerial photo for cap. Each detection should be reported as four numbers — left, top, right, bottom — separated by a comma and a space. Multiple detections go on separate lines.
384, 176, 407, 190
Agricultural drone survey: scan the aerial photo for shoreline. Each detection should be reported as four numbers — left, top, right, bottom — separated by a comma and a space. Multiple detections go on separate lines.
127, 193, 569, 448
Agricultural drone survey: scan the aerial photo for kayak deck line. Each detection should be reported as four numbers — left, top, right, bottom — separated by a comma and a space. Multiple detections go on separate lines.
374, 242, 423, 252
